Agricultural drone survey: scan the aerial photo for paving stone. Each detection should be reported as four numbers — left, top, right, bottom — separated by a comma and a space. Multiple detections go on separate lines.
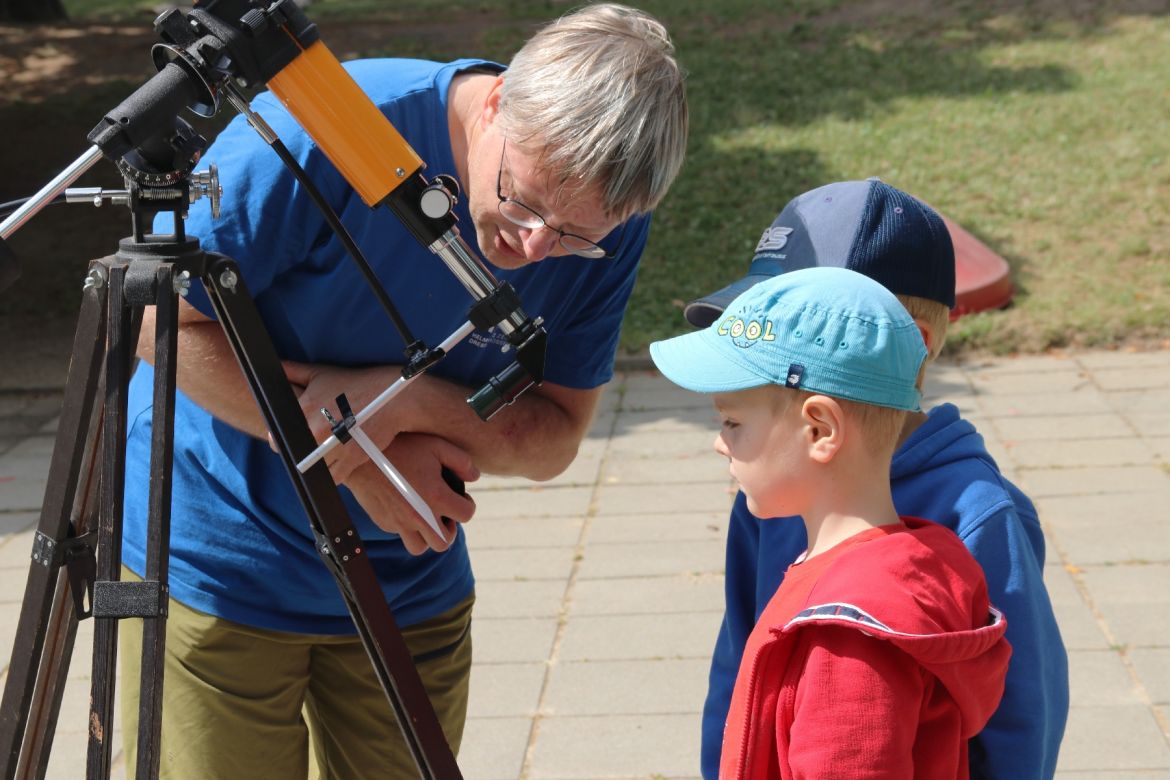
1090, 366, 1170, 392
570, 575, 724, 617
470, 617, 559, 664
599, 451, 727, 485
472, 579, 567, 619
1054, 772, 1170, 778
1067, 649, 1148, 706
1078, 563, 1170, 604
0, 527, 37, 571
613, 406, 720, 433
0, 509, 36, 537
1056, 705, 1170, 771
473, 486, 595, 520
1004, 438, 1156, 469
542, 658, 708, 715
974, 388, 1114, 417
458, 716, 532, 780
620, 379, 711, 413
557, 612, 723, 662
465, 515, 583, 551
0, 434, 55, 512
921, 367, 974, 403
1017, 466, 1170, 498
1124, 411, 1170, 437
468, 661, 546, 718
575, 539, 725, 580
1129, 648, 1170, 705
1037, 492, 1170, 528
594, 482, 735, 517
991, 412, 1134, 442
586, 511, 728, 544
1077, 351, 1170, 370
1093, 602, 1170, 648
1044, 563, 1084, 606
1108, 389, 1170, 414
958, 355, 1083, 376
1048, 519, 1170, 565
967, 368, 1094, 397
527, 712, 701, 780
470, 546, 577, 582
606, 428, 715, 458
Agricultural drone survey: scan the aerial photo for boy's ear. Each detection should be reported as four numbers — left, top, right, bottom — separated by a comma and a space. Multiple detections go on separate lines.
915, 317, 937, 357
801, 395, 844, 464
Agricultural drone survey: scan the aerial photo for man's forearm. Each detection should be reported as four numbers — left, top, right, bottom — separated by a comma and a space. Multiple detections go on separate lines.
137, 307, 271, 439
381, 371, 598, 481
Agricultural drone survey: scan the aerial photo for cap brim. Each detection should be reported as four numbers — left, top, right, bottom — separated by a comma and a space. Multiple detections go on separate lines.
683, 273, 776, 329
649, 330, 767, 394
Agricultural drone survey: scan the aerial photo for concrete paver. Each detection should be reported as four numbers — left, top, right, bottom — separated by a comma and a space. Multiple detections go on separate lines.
0, 348, 1168, 778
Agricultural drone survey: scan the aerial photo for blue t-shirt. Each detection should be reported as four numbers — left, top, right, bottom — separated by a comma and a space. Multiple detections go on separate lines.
123, 58, 651, 633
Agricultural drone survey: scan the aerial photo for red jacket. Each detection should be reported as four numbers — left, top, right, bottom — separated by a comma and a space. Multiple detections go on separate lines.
720, 518, 1011, 780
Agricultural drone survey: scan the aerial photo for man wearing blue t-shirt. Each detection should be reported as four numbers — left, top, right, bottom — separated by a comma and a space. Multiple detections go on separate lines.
119, 4, 688, 777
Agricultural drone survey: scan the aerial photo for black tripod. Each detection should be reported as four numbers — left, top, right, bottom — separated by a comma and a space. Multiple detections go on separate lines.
0, 185, 464, 779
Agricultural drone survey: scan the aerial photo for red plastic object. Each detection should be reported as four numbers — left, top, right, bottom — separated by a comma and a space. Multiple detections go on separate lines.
942, 216, 1015, 321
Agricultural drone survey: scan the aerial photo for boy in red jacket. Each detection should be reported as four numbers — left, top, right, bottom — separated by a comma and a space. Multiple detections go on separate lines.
650, 266, 1011, 779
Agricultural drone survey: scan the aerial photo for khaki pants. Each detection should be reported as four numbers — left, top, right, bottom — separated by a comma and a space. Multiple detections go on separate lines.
119, 570, 473, 779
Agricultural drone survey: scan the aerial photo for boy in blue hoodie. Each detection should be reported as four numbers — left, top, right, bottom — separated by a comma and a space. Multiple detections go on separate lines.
683, 179, 1069, 779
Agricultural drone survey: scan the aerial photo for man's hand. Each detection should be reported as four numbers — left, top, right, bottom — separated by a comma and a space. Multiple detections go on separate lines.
283, 360, 403, 483
343, 433, 479, 555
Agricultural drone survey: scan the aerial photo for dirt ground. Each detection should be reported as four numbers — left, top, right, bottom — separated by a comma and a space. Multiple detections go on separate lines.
0, 15, 499, 390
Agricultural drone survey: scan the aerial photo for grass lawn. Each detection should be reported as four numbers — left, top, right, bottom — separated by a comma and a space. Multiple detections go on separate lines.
24, 0, 1170, 356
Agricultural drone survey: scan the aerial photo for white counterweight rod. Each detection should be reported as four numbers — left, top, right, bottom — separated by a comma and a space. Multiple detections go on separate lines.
346, 425, 448, 542
295, 320, 476, 474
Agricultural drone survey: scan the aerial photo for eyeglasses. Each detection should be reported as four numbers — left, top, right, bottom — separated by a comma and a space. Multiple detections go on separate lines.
495, 140, 615, 260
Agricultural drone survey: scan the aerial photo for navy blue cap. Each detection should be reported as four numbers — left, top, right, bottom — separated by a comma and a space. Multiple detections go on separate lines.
683, 179, 956, 328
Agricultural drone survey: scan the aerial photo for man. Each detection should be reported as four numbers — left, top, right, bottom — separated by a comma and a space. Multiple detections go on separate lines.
121, 4, 688, 777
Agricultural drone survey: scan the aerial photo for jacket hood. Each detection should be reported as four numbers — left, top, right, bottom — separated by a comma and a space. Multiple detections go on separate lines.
779, 519, 1011, 738
892, 402, 995, 482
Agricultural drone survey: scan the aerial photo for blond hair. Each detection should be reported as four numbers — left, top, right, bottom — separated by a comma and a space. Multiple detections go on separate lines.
499, 3, 688, 219
897, 294, 950, 362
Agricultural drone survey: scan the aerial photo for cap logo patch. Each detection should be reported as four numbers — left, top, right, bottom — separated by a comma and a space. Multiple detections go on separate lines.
785, 364, 805, 388
717, 315, 777, 348
755, 226, 794, 253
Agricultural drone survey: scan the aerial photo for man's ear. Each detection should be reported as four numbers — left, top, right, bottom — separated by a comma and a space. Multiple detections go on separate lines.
481, 75, 505, 128
801, 395, 844, 464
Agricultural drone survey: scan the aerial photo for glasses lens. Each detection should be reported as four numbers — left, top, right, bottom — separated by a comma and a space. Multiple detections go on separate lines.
499, 199, 544, 230
560, 234, 607, 259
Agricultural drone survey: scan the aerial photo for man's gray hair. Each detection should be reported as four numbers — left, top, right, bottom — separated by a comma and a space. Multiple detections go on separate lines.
499, 3, 688, 219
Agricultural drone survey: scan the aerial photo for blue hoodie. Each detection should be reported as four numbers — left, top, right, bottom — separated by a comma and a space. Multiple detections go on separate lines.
701, 402, 1068, 780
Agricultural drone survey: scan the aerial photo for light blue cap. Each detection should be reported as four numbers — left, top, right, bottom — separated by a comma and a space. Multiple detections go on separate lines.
650, 266, 927, 411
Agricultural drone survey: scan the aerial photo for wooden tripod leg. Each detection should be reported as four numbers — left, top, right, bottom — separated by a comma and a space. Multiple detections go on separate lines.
0, 261, 108, 780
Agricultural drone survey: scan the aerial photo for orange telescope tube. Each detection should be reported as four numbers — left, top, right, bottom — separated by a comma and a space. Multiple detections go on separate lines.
266, 41, 423, 208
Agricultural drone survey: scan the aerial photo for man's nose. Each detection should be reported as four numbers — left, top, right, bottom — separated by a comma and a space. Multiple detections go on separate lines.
519, 225, 560, 262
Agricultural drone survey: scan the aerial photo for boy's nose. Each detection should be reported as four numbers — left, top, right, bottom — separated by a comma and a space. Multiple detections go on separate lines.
713, 433, 729, 457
